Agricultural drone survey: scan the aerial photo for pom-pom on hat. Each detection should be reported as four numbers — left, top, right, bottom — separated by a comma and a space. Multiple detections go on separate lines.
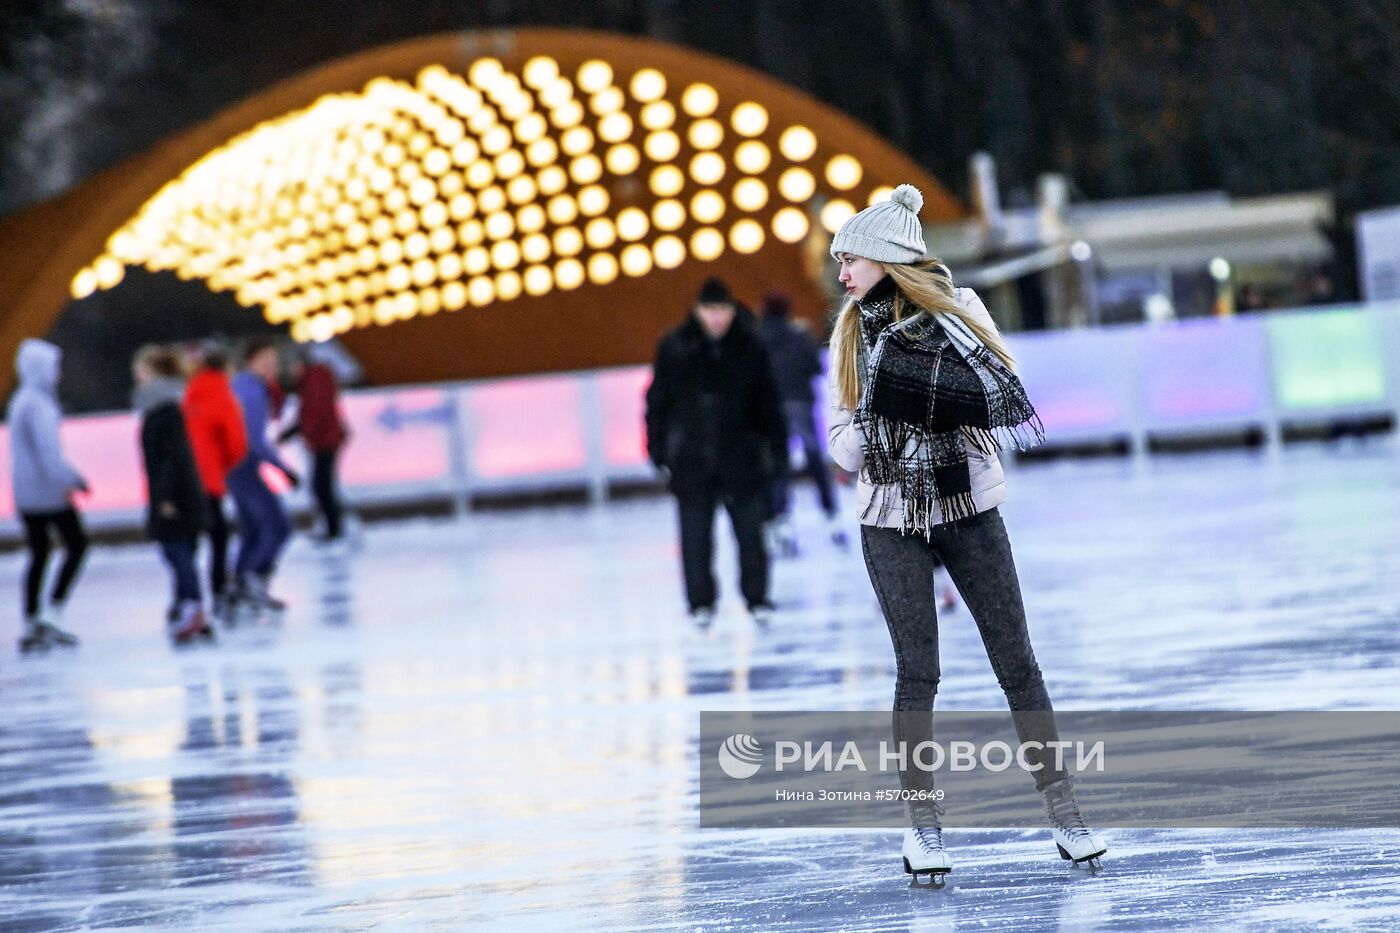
828, 183, 928, 264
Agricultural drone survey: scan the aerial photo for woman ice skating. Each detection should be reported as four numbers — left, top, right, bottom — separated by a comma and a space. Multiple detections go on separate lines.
133, 346, 214, 644
7, 338, 89, 652
826, 185, 1107, 884
182, 342, 248, 622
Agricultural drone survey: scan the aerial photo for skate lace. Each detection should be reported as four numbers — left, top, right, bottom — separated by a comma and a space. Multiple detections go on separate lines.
1045, 782, 1091, 839
911, 801, 946, 852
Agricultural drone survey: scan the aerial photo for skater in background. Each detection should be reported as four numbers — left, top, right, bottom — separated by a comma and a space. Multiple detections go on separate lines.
281, 347, 349, 544
228, 338, 299, 617
133, 345, 212, 643
7, 338, 88, 651
827, 185, 1106, 885
182, 342, 247, 621
645, 277, 788, 629
756, 290, 844, 554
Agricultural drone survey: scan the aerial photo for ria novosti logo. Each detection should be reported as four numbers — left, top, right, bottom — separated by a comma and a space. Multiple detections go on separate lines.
717, 733, 763, 779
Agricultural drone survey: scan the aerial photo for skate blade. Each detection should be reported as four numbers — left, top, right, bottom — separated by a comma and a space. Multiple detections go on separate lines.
903, 857, 951, 889
1057, 843, 1107, 870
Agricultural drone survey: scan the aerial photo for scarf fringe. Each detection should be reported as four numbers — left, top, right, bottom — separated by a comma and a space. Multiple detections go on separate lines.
855, 288, 1047, 536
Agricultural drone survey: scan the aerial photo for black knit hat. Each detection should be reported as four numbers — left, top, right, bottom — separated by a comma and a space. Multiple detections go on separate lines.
696, 277, 733, 306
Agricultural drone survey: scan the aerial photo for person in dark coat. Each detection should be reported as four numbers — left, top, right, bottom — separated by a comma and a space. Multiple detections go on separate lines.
133, 345, 212, 642
757, 291, 843, 553
282, 348, 350, 543
645, 277, 788, 628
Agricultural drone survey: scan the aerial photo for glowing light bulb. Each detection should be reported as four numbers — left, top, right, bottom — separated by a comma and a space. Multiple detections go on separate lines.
495, 270, 522, 301
547, 194, 579, 225
577, 185, 610, 216
507, 175, 537, 205
629, 68, 667, 102
778, 167, 816, 202
585, 217, 617, 249
598, 112, 633, 144
779, 125, 817, 162
820, 199, 856, 232
553, 226, 583, 257
577, 60, 613, 94
691, 189, 726, 224
732, 178, 769, 212
494, 149, 525, 179
526, 137, 559, 168
570, 154, 603, 185
640, 100, 675, 131
652, 199, 685, 231
521, 233, 551, 263
731, 102, 769, 137
550, 100, 584, 128
653, 235, 686, 270
606, 143, 641, 175
689, 154, 730, 191
468, 275, 495, 306
537, 165, 568, 195
616, 207, 650, 242
690, 227, 724, 262
734, 140, 771, 175
554, 257, 585, 290
619, 243, 653, 277
867, 185, 895, 206
517, 204, 547, 235
644, 130, 680, 163
587, 252, 619, 285
771, 206, 810, 243
561, 126, 595, 157
688, 119, 723, 150
523, 56, 559, 88
825, 154, 863, 190
650, 165, 686, 198
442, 280, 468, 310
681, 83, 718, 117
590, 87, 625, 116
491, 239, 521, 270
523, 264, 553, 296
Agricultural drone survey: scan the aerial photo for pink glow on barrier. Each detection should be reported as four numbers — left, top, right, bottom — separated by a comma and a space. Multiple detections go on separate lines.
468, 377, 587, 478
1033, 395, 1126, 433
1140, 320, 1269, 422
337, 388, 452, 487
62, 414, 146, 512
598, 367, 651, 467
0, 431, 12, 519
1012, 331, 1132, 434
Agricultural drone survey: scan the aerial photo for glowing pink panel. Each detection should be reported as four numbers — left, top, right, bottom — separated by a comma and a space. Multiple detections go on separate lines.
598, 367, 652, 467
62, 413, 146, 513
1012, 331, 1132, 435
338, 388, 452, 487
1140, 319, 1269, 423
467, 377, 587, 479
0, 429, 12, 519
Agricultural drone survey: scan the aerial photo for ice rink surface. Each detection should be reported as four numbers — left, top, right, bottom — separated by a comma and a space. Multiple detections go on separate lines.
3, 442, 1400, 931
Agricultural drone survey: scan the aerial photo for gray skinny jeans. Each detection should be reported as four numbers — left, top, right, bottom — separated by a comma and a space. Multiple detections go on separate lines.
860, 507, 1068, 812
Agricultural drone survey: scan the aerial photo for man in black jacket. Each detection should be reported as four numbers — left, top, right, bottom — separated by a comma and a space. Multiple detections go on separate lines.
645, 278, 788, 628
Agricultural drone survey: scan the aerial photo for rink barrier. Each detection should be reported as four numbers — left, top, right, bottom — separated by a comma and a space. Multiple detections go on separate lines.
2, 300, 1398, 537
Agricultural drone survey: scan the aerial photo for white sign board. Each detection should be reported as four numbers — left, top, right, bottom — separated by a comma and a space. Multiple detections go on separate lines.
1357, 205, 1400, 302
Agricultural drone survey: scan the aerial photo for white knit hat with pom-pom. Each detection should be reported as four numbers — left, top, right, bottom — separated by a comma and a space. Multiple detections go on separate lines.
828, 183, 927, 264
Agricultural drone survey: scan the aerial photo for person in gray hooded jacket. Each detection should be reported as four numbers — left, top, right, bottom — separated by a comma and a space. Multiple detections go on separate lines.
6, 338, 89, 650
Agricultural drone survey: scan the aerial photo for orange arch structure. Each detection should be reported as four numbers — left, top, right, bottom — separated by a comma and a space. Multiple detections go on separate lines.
0, 28, 960, 391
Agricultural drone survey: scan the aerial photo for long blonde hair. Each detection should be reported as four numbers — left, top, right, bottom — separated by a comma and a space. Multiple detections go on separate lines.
829, 259, 1016, 410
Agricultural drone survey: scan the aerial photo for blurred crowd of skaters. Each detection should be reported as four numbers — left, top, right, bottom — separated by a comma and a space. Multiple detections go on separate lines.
6, 335, 349, 649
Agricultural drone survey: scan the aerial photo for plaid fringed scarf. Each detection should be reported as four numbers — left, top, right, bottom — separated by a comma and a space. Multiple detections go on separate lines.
853, 276, 1045, 536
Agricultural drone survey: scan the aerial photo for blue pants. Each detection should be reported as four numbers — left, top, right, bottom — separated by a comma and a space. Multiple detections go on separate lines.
158, 537, 201, 603
226, 464, 291, 577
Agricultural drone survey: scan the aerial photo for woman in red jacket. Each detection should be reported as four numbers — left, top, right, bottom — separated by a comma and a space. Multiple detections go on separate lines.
284, 350, 349, 542
182, 344, 248, 616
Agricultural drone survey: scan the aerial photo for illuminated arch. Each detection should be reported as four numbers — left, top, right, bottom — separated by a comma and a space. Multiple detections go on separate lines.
0, 29, 959, 388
